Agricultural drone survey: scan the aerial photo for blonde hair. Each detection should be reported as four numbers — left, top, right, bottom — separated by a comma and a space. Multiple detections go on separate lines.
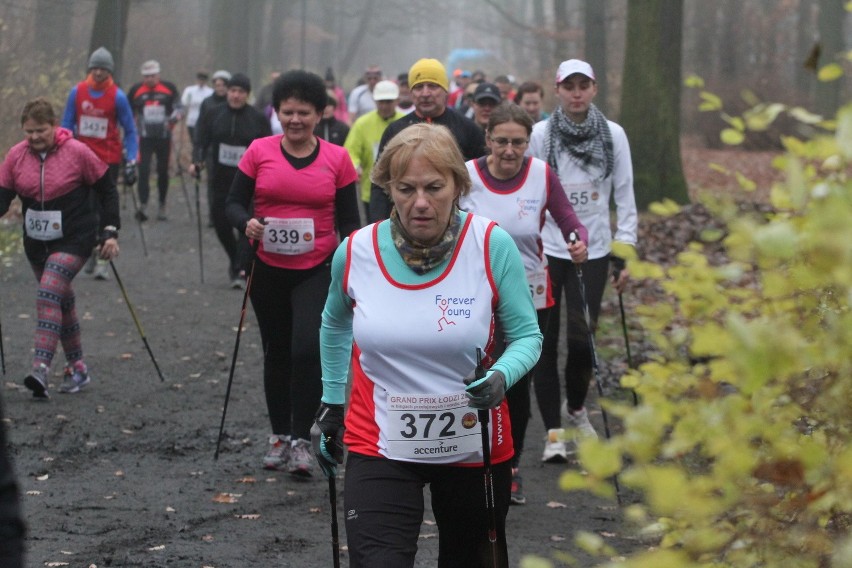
371, 123, 471, 197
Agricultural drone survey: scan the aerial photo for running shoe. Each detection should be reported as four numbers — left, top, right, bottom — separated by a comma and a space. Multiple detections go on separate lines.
262, 435, 291, 471
288, 438, 314, 478
230, 278, 244, 290
541, 428, 568, 463
59, 362, 91, 394
565, 406, 598, 441
24, 364, 50, 400
134, 208, 148, 222
94, 260, 110, 281
510, 472, 526, 505
157, 204, 168, 221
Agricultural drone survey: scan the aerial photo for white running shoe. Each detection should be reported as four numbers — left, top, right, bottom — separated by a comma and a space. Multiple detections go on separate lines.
565, 406, 598, 440
541, 428, 568, 463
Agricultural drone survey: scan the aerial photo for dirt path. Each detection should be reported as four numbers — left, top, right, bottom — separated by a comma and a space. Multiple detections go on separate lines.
1, 183, 640, 567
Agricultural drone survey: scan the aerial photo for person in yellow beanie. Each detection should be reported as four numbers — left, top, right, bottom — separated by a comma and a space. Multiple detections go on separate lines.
367, 58, 485, 222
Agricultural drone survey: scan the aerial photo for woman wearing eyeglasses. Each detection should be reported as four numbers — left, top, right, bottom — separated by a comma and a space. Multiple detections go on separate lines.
459, 103, 587, 505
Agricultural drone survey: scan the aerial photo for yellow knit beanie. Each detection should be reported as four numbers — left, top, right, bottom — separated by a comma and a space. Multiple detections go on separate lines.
408, 58, 449, 91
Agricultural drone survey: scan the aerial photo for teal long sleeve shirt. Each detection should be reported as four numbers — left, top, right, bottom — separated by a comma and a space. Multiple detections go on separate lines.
320, 210, 543, 405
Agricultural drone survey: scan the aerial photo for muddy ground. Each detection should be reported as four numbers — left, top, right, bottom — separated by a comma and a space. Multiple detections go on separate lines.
0, 182, 643, 567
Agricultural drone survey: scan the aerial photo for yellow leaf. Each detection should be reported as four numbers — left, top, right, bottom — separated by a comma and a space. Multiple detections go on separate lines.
817, 63, 844, 82
788, 106, 823, 125
578, 439, 622, 478
734, 171, 757, 191
611, 241, 637, 261
720, 128, 745, 145
683, 74, 705, 88
698, 91, 722, 112
708, 162, 729, 174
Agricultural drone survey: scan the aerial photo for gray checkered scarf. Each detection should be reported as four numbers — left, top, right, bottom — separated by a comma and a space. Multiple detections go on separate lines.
545, 103, 613, 184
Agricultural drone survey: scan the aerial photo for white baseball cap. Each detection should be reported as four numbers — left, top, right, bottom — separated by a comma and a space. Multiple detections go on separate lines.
372, 80, 400, 101
556, 59, 595, 83
140, 60, 161, 75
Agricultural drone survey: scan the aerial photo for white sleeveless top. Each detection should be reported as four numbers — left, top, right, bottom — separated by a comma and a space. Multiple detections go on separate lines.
342, 214, 514, 465
460, 157, 552, 310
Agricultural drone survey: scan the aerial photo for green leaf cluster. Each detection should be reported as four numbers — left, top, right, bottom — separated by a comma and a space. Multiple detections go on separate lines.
567, 101, 852, 567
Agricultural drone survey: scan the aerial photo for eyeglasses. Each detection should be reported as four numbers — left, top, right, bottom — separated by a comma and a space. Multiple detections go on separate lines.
490, 137, 529, 148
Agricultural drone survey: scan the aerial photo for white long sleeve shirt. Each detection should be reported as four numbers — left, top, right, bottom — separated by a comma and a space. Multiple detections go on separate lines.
528, 118, 638, 260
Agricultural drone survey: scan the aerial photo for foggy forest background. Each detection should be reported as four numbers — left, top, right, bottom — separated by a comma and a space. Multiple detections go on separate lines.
0, 0, 849, 205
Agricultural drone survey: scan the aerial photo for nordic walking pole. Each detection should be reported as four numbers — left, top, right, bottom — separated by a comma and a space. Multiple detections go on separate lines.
125, 177, 149, 257
570, 233, 622, 504
0, 306, 6, 375
109, 261, 165, 381
329, 476, 340, 568
475, 348, 499, 568
214, 237, 262, 460
614, 266, 639, 406
193, 170, 204, 283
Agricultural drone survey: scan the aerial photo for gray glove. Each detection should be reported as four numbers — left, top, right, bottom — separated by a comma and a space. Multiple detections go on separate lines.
464, 370, 506, 409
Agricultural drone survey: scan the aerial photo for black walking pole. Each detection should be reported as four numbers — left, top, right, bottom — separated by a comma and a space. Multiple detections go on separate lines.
0, 306, 6, 375
475, 348, 499, 568
109, 261, 165, 381
214, 239, 261, 460
125, 179, 149, 257
570, 234, 622, 504
614, 268, 639, 406
329, 475, 340, 568
193, 171, 204, 283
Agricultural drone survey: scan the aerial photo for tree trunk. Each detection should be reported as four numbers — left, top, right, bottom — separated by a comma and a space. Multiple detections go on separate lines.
533, 0, 549, 79
209, 0, 252, 74
89, 0, 130, 81
814, 0, 844, 118
584, 0, 608, 115
620, 0, 688, 209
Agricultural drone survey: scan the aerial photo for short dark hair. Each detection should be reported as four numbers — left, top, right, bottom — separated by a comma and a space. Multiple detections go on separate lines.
397, 73, 408, 87
514, 81, 544, 104
486, 103, 533, 136
272, 69, 327, 113
20, 98, 56, 126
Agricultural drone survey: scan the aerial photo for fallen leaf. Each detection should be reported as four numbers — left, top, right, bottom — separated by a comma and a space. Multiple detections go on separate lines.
60, 551, 73, 555
309, 507, 321, 513
236, 477, 256, 483
547, 501, 567, 508
235, 514, 260, 519
202, 535, 214, 542
105, 331, 115, 337
120, 353, 133, 359
96, 406, 105, 413
600, 531, 617, 538
550, 535, 566, 542
166, 506, 175, 512
148, 544, 165, 551
212, 493, 241, 503
45, 563, 69, 567
42, 457, 54, 462
26, 490, 41, 496
189, 373, 201, 378
181, 356, 192, 361
36, 474, 49, 481
121, 429, 134, 435
114, 471, 124, 477
55, 415, 68, 421
17, 313, 30, 319
177, 289, 188, 294
82, 312, 94, 320
215, 351, 226, 359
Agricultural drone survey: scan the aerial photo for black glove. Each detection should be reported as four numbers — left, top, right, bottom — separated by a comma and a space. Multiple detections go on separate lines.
611, 255, 626, 281
464, 370, 506, 409
310, 403, 345, 478
99, 226, 118, 246
124, 161, 137, 186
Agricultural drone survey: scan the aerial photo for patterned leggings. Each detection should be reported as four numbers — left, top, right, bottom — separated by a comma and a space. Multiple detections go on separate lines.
30, 252, 86, 370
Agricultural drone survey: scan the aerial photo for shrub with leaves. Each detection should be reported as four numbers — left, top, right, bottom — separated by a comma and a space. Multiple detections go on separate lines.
556, 91, 852, 568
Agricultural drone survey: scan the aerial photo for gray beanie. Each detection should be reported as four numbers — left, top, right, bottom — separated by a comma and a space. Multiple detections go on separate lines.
88, 47, 114, 73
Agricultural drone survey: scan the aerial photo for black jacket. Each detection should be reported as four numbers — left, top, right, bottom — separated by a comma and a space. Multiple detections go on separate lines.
368, 107, 486, 222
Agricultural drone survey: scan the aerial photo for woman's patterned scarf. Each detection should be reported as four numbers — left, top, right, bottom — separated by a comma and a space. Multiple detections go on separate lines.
389, 207, 461, 275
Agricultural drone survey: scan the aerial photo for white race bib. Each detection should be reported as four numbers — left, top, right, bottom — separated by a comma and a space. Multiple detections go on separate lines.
25, 209, 63, 240
143, 105, 166, 124
565, 186, 599, 217
385, 391, 483, 460
218, 143, 247, 167
527, 267, 548, 310
78, 115, 108, 139
262, 218, 315, 255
